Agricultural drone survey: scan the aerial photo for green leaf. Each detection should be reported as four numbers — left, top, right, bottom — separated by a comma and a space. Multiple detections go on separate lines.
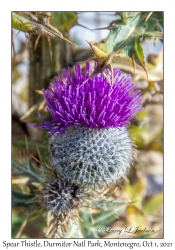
126, 205, 146, 227
51, 12, 78, 33
12, 140, 47, 151
90, 199, 128, 214
87, 12, 163, 81
12, 190, 36, 209
124, 178, 146, 205
93, 211, 117, 226
78, 198, 128, 238
143, 191, 163, 216
136, 233, 151, 238
78, 210, 99, 238
12, 12, 33, 32
129, 124, 149, 149
12, 158, 45, 183
134, 37, 146, 68
12, 12, 77, 47
141, 12, 163, 30
12, 213, 27, 238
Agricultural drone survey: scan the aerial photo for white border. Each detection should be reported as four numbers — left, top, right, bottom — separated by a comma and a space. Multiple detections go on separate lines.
1, 1, 174, 249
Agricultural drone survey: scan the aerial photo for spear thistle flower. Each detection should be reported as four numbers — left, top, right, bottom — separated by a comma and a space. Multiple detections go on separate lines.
32, 62, 142, 187
36, 62, 142, 134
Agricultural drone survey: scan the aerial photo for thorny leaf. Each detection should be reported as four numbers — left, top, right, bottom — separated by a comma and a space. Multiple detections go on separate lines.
88, 199, 129, 213
12, 12, 78, 47
12, 158, 45, 183
78, 198, 128, 238
79, 209, 115, 238
86, 12, 163, 83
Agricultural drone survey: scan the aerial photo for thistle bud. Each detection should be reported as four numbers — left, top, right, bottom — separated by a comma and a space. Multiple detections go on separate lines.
42, 178, 86, 217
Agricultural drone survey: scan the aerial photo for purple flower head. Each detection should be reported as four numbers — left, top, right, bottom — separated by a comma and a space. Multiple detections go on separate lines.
34, 62, 142, 135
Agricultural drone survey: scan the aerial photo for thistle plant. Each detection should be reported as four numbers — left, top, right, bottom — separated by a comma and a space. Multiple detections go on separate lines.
12, 157, 129, 238
31, 62, 142, 188
26, 59, 142, 236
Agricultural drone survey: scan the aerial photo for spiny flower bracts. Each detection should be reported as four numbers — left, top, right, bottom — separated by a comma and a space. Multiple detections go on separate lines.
49, 126, 134, 187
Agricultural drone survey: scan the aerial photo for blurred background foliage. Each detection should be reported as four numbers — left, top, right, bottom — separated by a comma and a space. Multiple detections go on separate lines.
12, 12, 163, 238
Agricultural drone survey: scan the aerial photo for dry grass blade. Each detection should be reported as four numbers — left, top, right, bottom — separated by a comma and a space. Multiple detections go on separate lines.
30, 155, 53, 174
15, 217, 28, 238
20, 103, 38, 121
145, 12, 153, 22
